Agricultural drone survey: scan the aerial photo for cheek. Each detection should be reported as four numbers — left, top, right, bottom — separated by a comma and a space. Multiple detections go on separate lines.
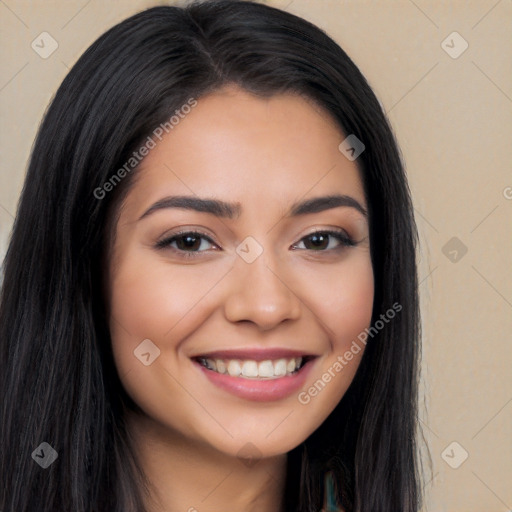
334, 264, 374, 345
304, 254, 374, 344
291, 254, 374, 427
107, 250, 227, 369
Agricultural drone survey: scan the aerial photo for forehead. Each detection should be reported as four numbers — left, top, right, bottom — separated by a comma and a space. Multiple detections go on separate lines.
122, 86, 366, 218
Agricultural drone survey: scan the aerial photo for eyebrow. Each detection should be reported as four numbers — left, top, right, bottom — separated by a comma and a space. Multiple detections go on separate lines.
138, 193, 367, 220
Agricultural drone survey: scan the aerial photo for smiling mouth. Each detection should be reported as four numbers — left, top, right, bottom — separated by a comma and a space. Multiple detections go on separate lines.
194, 355, 313, 379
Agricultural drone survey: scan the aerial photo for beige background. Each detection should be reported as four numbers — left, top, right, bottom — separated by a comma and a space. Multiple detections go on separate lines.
1, 1, 511, 510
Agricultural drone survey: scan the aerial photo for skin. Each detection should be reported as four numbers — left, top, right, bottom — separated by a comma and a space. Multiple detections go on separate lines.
107, 84, 374, 512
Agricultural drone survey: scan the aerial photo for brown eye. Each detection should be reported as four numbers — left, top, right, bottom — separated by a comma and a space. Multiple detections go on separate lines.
155, 231, 218, 257
293, 230, 355, 251
174, 233, 203, 251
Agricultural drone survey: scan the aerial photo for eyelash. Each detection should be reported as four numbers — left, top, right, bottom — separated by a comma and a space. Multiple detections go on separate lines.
155, 229, 357, 259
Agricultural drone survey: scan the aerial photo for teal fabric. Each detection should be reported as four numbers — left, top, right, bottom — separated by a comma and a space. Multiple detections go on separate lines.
323, 471, 344, 511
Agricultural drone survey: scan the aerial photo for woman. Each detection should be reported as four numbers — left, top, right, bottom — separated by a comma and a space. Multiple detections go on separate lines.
0, 1, 423, 511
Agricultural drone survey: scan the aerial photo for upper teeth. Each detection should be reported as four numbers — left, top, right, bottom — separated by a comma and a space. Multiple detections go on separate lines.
199, 357, 303, 379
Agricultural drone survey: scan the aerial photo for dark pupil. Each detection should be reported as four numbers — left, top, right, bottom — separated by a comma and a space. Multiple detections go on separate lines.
177, 234, 201, 251
176, 233, 330, 252
306, 233, 329, 250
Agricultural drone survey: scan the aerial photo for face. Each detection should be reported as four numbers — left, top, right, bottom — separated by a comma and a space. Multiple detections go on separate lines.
107, 85, 374, 459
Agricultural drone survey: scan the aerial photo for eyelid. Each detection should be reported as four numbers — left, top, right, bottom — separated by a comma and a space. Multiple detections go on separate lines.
155, 227, 357, 258
290, 228, 356, 250
155, 229, 220, 254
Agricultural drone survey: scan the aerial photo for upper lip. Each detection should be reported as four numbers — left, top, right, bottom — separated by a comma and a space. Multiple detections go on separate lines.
192, 348, 318, 362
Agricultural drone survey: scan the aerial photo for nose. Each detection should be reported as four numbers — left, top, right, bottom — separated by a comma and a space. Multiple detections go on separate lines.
223, 250, 302, 331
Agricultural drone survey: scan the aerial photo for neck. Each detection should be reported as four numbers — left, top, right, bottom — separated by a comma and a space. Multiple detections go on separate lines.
125, 411, 288, 512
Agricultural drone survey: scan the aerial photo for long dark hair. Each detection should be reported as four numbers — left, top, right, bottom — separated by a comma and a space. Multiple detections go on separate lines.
0, 1, 422, 510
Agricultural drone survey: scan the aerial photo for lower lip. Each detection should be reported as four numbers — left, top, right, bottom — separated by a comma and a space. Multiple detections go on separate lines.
193, 359, 315, 402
